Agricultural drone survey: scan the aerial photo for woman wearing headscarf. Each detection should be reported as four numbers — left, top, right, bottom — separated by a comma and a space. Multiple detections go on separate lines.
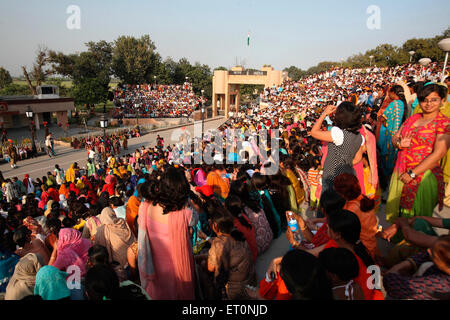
48, 228, 92, 277
94, 207, 135, 268
5, 253, 45, 300
23, 174, 35, 195
102, 175, 117, 197
377, 85, 407, 186
126, 191, 141, 237
66, 163, 76, 183
59, 182, 70, 200
34, 265, 71, 300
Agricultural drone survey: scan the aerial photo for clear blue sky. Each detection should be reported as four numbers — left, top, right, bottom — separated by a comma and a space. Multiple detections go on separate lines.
1, 0, 449, 76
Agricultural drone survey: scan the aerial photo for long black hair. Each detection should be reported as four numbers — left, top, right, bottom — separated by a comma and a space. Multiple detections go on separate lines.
204, 198, 246, 243
389, 85, 408, 123
327, 209, 375, 268
250, 172, 281, 238
225, 195, 252, 230
332, 102, 362, 134
141, 166, 190, 214
229, 180, 261, 213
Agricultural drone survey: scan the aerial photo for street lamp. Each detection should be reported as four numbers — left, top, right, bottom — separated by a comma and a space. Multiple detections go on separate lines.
409, 51, 415, 63
25, 106, 37, 156
100, 115, 108, 139
201, 89, 205, 141
438, 38, 450, 83
419, 58, 432, 79
135, 103, 140, 126
369, 56, 374, 67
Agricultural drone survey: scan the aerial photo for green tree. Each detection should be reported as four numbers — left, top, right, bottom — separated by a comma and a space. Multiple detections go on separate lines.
402, 37, 445, 62
71, 78, 108, 106
283, 66, 306, 81
49, 41, 113, 105
186, 62, 212, 100
111, 35, 161, 84
214, 66, 228, 71
0, 67, 13, 89
0, 83, 31, 96
365, 44, 408, 67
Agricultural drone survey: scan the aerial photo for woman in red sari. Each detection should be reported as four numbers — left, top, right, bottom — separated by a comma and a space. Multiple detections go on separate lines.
386, 83, 450, 225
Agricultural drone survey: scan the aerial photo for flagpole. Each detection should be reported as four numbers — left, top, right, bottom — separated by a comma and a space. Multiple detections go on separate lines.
247, 30, 250, 69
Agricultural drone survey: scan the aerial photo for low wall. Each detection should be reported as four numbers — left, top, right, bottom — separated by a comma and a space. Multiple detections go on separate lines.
109, 117, 189, 126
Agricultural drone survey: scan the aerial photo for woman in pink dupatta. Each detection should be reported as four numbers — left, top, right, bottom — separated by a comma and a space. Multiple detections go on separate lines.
49, 228, 92, 277
137, 167, 195, 300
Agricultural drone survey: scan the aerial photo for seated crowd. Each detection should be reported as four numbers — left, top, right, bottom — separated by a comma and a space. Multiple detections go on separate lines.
0, 62, 449, 300
112, 82, 204, 119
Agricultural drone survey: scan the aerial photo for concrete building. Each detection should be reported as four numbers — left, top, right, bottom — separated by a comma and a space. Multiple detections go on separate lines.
0, 85, 74, 129
212, 66, 288, 117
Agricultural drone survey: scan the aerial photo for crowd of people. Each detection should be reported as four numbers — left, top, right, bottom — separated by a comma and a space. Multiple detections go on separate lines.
112, 82, 203, 119
0, 61, 449, 301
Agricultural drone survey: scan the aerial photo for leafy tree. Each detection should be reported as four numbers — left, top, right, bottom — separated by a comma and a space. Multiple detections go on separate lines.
0, 67, 13, 89
402, 37, 445, 62
49, 41, 113, 105
283, 66, 306, 81
111, 35, 161, 84
71, 78, 108, 106
0, 83, 31, 96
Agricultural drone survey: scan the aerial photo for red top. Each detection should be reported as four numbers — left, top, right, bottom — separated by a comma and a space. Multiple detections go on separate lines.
324, 239, 384, 300
311, 221, 330, 248
259, 277, 292, 300
233, 215, 258, 262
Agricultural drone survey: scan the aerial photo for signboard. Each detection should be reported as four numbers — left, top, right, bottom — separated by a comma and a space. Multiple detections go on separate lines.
229, 70, 267, 76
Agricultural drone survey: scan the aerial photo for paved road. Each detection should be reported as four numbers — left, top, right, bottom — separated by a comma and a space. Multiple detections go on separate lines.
0, 117, 226, 181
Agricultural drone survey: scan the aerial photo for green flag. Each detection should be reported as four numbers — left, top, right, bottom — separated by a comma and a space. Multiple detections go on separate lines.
247, 32, 250, 46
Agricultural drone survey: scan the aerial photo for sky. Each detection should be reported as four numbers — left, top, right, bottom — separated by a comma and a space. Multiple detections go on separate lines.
0, 0, 449, 77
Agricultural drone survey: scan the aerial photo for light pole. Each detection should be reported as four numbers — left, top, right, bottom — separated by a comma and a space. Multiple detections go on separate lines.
25, 106, 37, 156
99, 115, 108, 164
419, 58, 432, 79
135, 103, 140, 126
438, 38, 450, 83
409, 51, 415, 63
369, 55, 374, 67
201, 89, 205, 141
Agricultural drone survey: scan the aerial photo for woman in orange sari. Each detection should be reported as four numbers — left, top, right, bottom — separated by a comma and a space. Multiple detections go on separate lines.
333, 173, 379, 259
126, 193, 141, 237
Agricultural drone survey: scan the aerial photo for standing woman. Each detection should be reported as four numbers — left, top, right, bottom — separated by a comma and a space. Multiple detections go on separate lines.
386, 83, 450, 225
377, 85, 407, 187
310, 102, 363, 197
137, 166, 196, 300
